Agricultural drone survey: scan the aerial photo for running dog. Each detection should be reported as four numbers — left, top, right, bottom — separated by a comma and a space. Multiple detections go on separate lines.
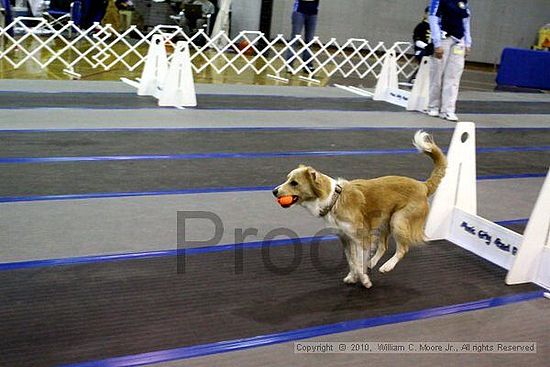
272, 131, 447, 288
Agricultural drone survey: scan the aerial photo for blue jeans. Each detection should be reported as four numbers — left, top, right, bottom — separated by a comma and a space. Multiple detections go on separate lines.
286, 12, 318, 67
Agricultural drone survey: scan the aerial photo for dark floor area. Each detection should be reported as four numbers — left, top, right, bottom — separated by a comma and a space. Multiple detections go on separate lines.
0, 128, 548, 158
0, 151, 547, 197
1, 92, 550, 113
1, 78, 548, 367
0, 238, 539, 367
0, 127, 548, 197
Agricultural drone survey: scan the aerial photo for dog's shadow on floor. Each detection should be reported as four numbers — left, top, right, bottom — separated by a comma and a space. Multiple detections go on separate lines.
232, 281, 420, 325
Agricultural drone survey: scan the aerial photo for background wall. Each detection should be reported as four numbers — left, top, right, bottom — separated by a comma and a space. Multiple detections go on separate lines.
231, 0, 550, 64
230, 0, 262, 37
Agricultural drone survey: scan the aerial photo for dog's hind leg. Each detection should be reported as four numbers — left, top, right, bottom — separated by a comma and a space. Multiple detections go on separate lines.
378, 201, 427, 273
378, 238, 408, 273
379, 211, 412, 273
369, 228, 389, 269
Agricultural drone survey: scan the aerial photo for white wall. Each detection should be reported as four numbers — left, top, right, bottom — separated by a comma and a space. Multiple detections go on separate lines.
230, 0, 550, 64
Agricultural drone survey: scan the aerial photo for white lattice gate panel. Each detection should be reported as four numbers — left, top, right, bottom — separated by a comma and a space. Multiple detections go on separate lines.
0, 17, 417, 81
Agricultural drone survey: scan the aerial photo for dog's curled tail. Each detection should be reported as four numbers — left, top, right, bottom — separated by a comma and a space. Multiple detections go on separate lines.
413, 130, 447, 196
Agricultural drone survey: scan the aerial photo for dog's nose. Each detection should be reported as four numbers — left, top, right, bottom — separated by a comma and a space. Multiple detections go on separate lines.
272, 188, 279, 197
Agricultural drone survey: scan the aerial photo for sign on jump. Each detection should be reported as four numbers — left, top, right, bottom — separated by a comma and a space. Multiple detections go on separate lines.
425, 122, 550, 291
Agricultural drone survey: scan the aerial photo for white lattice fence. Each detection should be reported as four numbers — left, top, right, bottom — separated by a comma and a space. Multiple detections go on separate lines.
0, 17, 417, 80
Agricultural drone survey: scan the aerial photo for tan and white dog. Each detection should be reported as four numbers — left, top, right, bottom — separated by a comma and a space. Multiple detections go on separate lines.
272, 131, 447, 288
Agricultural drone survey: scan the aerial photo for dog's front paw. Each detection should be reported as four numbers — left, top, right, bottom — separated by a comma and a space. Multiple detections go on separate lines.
343, 272, 358, 284
358, 273, 372, 288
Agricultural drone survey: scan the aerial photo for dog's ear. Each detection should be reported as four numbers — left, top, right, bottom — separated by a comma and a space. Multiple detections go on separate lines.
304, 167, 325, 197
305, 166, 318, 182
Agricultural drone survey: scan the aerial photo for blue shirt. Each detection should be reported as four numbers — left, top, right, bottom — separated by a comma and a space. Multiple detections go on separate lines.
429, 0, 472, 47
294, 0, 320, 16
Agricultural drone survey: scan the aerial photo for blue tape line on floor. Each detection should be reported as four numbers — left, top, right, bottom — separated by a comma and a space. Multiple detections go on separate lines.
0, 235, 339, 271
0, 127, 549, 133
0, 146, 549, 164
61, 290, 544, 367
0, 218, 526, 271
0, 186, 274, 203
0, 173, 545, 203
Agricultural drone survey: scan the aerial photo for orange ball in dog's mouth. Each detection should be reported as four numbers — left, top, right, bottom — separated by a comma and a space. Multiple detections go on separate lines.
277, 195, 298, 208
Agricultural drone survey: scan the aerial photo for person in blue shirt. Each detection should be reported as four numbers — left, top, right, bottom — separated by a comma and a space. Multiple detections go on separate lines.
426, 0, 472, 122
286, 0, 320, 73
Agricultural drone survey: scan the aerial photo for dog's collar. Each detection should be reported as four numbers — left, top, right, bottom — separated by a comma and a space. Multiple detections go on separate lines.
319, 184, 342, 217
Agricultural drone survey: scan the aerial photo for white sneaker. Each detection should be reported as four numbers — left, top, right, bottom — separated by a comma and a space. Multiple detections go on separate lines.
425, 108, 439, 117
440, 112, 459, 122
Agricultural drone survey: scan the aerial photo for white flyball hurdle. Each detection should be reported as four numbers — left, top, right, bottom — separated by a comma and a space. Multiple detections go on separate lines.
373, 49, 409, 107
406, 57, 430, 112
425, 122, 550, 290
372, 52, 430, 110
507, 173, 550, 290
338, 50, 430, 112
122, 35, 197, 109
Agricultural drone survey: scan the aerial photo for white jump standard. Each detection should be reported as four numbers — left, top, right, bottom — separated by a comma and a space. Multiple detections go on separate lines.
122, 35, 197, 109
425, 122, 550, 291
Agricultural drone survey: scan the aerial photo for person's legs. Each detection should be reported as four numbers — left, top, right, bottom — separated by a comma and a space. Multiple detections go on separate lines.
302, 14, 317, 68
1, 0, 14, 36
440, 41, 466, 116
93, 0, 108, 23
428, 59, 444, 113
78, 0, 93, 28
408, 57, 421, 83
428, 38, 452, 114
285, 11, 305, 65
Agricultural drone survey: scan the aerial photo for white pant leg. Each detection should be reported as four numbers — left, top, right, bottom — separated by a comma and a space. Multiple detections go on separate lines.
428, 38, 452, 111
441, 41, 466, 114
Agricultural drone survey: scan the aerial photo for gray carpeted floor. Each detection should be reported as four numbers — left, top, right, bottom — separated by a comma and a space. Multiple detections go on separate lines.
0, 80, 548, 367
162, 298, 549, 367
0, 236, 540, 366
0, 128, 548, 157
1, 91, 550, 113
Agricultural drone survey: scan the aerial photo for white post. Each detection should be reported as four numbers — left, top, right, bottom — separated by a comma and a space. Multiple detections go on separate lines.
506, 169, 550, 289
373, 50, 398, 101
137, 35, 168, 98
425, 122, 477, 240
406, 56, 430, 112
158, 41, 197, 108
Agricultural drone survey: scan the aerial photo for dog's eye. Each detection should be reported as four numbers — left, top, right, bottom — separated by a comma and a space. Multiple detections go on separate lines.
290, 180, 298, 187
